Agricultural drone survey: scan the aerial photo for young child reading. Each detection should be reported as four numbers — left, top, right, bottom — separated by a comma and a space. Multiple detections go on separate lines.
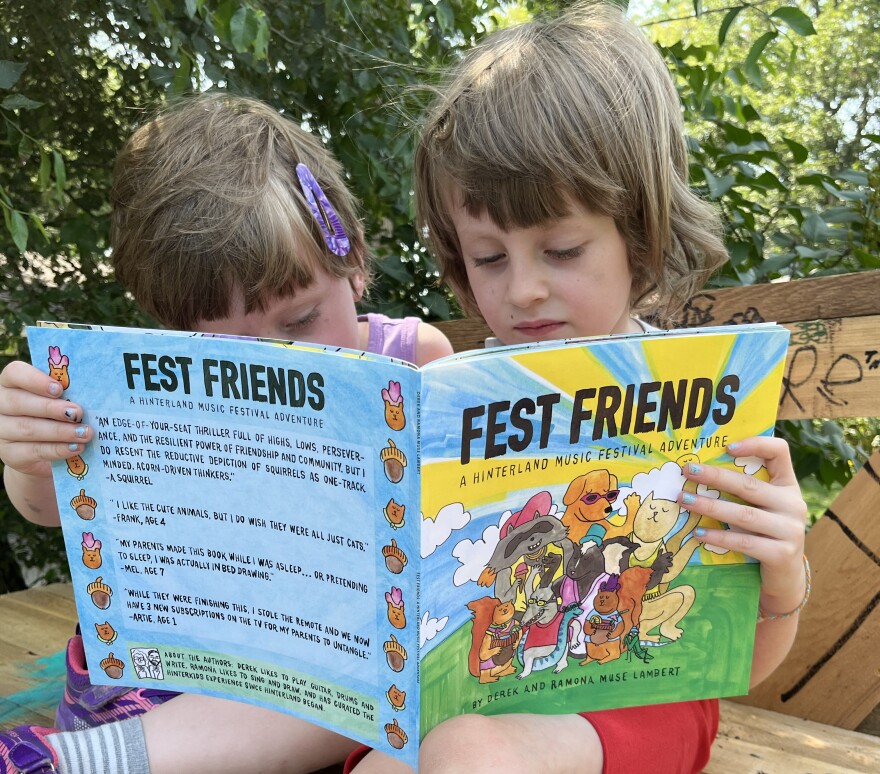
0, 93, 451, 774
343, 4, 809, 773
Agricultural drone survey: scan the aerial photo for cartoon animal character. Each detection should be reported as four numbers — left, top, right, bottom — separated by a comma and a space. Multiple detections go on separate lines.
383, 499, 406, 529
67, 454, 88, 480
562, 469, 633, 545
81, 532, 102, 569
386, 684, 406, 711
625, 491, 704, 642
580, 574, 627, 665
48, 346, 70, 390
385, 586, 406, 629
467, 597, 522, 683
95, 621, 118, 645
478, 491, 571, 612
515, 587, 582, 679
382, 380, 406, 431
552, 541, 606, 609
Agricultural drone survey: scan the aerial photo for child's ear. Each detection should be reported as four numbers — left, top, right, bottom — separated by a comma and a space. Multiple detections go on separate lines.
350, 271, 365, 301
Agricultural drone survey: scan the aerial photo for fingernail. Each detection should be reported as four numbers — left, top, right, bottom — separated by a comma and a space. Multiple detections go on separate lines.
68, 443, 81, 452
65, 408, 77, 421
682, 492, 697, 505
728, 441, 740, 451
49, 382, 61, 396
695, 527, 706, 537
75, 425, 88, 438
688, 463, 702, 475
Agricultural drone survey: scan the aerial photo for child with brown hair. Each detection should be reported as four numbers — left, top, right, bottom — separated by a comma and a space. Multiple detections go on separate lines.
344, 4, 808, 773
0, 93, 451, 774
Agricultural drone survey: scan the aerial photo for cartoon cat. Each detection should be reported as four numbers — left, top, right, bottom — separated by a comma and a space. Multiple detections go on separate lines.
48, 346, 70, 390
81, 532, 102, 569
626, 492, 703, 642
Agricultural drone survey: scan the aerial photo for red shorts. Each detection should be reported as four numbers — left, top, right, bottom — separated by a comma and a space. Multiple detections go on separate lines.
343, 699, 718, 774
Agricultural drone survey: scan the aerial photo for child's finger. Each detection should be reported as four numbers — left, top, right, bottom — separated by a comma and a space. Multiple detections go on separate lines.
0, 415, 91, 460
680, 491, 781, 541
689, 525, 779, 563
726, 436, 799, 487
682, 460, 778, 512
0, 385, 82, 424
0, 360, 64, 398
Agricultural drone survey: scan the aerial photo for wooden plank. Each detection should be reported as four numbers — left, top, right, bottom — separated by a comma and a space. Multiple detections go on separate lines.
705, 701, 880, 773
437, 314, 880, 421
737, 453, 880, 728
777, 316, 880, 421
0, 585, 75, 731
678, 271, 880, 327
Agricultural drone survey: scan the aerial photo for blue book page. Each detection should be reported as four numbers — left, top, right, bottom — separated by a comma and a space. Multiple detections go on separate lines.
28, 324, 422, 767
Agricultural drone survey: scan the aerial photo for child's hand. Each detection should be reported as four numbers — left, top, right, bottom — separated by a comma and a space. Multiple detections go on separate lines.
680, 437, 808, 617
0, 359, 91, 479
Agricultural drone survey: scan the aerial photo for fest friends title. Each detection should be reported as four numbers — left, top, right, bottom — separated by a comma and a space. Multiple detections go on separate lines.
121, 350, 740, 465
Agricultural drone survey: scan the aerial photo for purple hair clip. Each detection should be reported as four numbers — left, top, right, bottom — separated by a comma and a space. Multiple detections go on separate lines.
295, 162, 351, 257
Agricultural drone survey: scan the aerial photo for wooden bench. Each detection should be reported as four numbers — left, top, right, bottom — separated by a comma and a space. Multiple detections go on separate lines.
3, 270, 879, 771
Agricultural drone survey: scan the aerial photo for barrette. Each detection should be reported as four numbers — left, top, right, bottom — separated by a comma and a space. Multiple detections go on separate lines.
296, 163, 351, 257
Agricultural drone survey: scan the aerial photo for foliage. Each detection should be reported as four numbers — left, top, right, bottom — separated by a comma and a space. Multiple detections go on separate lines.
0, 0, 877, 584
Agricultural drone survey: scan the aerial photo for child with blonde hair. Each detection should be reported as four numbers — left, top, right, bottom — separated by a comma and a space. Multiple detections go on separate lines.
0, 93, 451, 774
345, 5, 808, 773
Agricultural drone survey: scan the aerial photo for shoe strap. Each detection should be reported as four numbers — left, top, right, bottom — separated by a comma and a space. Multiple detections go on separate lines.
75, 683, 138, 710
8, 738, 57, 773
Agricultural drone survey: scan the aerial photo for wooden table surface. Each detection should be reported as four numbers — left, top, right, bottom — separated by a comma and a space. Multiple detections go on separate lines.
1, 584, 878, 772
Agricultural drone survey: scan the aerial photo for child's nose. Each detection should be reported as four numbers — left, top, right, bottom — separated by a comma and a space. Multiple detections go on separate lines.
507, 260, 549, 308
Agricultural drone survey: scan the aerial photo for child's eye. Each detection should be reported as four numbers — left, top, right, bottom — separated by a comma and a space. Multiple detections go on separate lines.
546, 246, 583, 260
286, 309, 320, 330
471, 254, 505, 268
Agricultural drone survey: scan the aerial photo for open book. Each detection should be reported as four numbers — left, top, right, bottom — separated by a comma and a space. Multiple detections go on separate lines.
29, 321, 789, 769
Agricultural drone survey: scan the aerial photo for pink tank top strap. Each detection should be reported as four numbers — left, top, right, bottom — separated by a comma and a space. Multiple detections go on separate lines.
360, 313, 420, 362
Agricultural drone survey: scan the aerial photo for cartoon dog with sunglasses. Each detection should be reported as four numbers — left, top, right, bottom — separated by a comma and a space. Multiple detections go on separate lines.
561, 469, 635, 546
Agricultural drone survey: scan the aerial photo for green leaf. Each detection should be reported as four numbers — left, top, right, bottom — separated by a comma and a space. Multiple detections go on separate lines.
744, 31, 777, 87
9, 209, 28, 252
1, 94, 43, 110
38, 151, 50, 189
718, 6, 744, 47
52, 150, 66, 195
435, 1, 455, 34
782, 137, 809, 164
770, 7, 817, 36
230, 6, 259, 54
0, 60, 26, 90
801, 212, 829, 242
185, 0, 200, 19
703, 168, 735, 199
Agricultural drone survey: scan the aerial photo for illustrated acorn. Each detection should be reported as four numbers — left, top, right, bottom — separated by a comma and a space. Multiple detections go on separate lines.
379, 440, 407, 483
383, 634, 407, 672
100, 653, 125, 679
87, 576, 112, 610
70, 489, 97, 520
384, 718, 408, 749
382, 539, 407, 574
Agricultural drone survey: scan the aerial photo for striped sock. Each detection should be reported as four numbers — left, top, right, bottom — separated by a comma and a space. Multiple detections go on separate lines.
50, 717, 150, 774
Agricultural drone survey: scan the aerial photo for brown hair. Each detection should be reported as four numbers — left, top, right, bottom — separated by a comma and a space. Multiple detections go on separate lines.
414, 3, 727, 324
111, 93, 368, 330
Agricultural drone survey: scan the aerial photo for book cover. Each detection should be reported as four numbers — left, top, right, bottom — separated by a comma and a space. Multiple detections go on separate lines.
28, 322, 789, 768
